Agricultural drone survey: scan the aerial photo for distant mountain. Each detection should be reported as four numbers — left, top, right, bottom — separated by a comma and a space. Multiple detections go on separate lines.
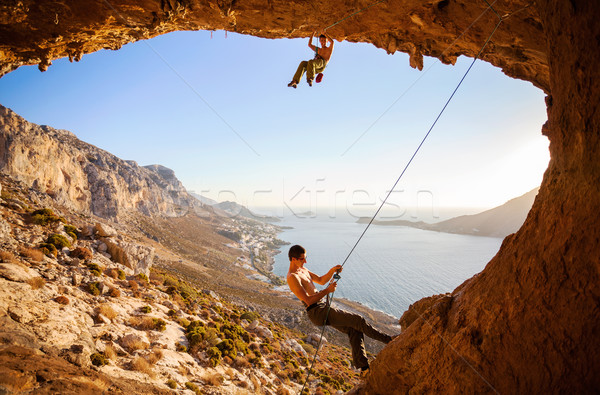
213, 201, 281, 223
358, 188, 539, 238
0, 105, 207, 219
189, 192, 218, 206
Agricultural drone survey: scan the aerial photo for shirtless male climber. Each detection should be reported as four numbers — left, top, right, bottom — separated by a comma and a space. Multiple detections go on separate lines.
286, 244, 395, 375
288, 32, 334, 88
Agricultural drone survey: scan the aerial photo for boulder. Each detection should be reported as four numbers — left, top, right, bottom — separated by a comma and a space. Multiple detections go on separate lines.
0, 263, 40, 282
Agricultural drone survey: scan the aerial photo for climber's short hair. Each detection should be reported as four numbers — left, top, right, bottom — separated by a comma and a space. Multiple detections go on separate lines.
288, 245, 306, 261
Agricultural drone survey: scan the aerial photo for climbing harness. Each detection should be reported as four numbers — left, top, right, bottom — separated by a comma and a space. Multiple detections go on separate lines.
298, 0, 504, 393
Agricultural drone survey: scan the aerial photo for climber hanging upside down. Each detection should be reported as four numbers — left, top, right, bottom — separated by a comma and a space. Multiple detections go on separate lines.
288, 32, 334, 88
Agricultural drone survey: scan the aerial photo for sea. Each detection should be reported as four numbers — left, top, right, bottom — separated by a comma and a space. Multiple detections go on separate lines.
270, 210, 503, 319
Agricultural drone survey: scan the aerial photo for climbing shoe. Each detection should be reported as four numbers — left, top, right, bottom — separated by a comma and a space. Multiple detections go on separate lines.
287, 81, 297, 89
307, 78, 313, 87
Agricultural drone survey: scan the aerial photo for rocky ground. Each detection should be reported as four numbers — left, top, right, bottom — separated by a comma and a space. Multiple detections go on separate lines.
0, 173, 399, 394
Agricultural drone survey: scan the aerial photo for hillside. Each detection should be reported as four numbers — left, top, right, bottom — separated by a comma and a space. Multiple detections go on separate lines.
0, 108, 399, 393
358, 188, 539, 238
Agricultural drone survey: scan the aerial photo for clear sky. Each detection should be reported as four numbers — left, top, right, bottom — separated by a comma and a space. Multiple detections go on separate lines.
0, 30, 549, 219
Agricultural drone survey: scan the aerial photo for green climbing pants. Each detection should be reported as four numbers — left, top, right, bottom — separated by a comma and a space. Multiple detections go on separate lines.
306, 301, 392, 369
292, 57, 327, 84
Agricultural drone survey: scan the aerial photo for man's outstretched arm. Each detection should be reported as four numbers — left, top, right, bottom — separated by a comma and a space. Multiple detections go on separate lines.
310, 264, 343, 285
288, 273, 336, 306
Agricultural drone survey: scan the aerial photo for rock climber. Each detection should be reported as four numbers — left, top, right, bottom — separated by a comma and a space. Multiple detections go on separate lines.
286, 244, 395, 376
287, 32, 334, 88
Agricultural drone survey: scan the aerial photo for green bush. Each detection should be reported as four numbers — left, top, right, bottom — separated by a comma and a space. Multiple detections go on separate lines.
176, 342, 187, 352
216, 339, 236, 360
185, 321, 207, 348
185, 382, 202, 395
117, 269, 126, 280
87, 282, 101, 296
152, 318, 167, 332
240, 311, 260, 322
90, 352, 108, 366
46, 233, 71, 249
166, 379, 177, 389
137, 273, 149, 282
39, 243, 57, 257
207, 346, 222, 367
87, 263, 102, 277
140, 305, 152, 314
31, 208, 62, 226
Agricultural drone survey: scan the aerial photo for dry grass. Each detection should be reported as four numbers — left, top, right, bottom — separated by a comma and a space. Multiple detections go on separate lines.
0, 250, 16, 263
128, 280, 139, 291
54, 295, 70, 305
105, 268, 119, 279
131, 356, 155, 378
19, 247, 44, 262
201, 372, 224, 386
108, 287, 121, 297
104, 343, 118, 361
250, 374, 261, 390
145, 348, 164, 365
129, 316, 155, 330
120, 336, 149, 352
26, 277, 45, 290
97, 304, 118, 320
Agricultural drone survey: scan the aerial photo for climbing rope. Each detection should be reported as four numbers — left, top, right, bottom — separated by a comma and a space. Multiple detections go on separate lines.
298, 1, 503, 393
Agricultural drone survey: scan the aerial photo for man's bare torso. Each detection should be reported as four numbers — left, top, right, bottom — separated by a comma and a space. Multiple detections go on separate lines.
288, 266, 317, 303
316, 45, 333, 62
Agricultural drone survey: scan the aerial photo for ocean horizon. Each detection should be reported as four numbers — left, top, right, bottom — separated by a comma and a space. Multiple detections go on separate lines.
272, 214, 503, 318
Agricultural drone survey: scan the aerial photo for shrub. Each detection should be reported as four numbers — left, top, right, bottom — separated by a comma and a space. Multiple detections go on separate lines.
90, 352, 108, 366
87, 262, 102, 277
207, 346, 222, 367
18, 247, 44, 262
166, 379, 177, 389
128, 280, 139, 291
216, 339, 236, 360
71, 247, 92, 261
31, 208, 62, 226
120, 335, 149, 352
64, 224, 78, 238
137, 273, 149, 283
176, 342, 187, 352
97, 304, 117, 320
117, 269, 126, 280
104, 343, 117, 360
131, 356, 155, 378
129, 316, 166, 332
140, 305, 152, 314
108, 287, 121, 297
27, 277, 46, 290
46, 233, 71, 249
240, 311, 260, 322
87, 282, 101, 296
185, 382, 202, 395
178, 317, 190, 328
167, 309, 178, 318
0, 250, 16, 263
55, 295, 70, 305
39, 243, 57, 257
145, 348, 164, 365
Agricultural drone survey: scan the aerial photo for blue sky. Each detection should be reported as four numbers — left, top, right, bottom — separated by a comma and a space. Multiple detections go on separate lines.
0, 30, 549, 218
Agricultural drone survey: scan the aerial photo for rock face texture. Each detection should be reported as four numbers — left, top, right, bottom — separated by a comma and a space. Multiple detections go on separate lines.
0, 105, 198, 219
0, 0, 599, 393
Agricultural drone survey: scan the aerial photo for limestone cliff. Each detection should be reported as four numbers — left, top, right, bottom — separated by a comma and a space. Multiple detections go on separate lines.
0, 105, 199, 219
0, 0, 599, 393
